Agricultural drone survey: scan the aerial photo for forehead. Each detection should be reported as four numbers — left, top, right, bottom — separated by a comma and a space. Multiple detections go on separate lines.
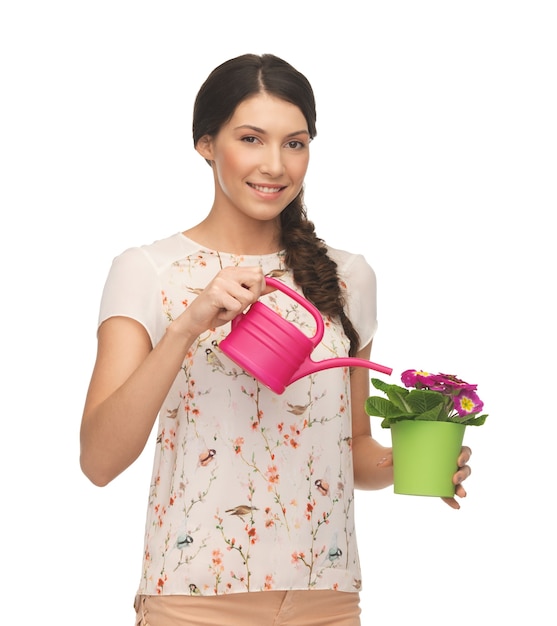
227, 93, 308, 132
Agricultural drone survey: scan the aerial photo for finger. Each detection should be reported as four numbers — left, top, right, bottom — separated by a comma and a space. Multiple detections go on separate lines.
458, 445, 472, 466
240, 277, 267, 297
214, 303, 244, 324
454, 483, 467, 499
208, 289, 248, 317
442, 474, 469, 508
453, 464, 471, 486
441, 496, 461, 510
211, 276, 262, 314
377, 452, 393, 467
261, 282, 277, 296
223, 266, 266, 293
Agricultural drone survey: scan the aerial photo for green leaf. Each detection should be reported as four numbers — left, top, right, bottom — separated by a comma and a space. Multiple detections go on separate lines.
370, 378, 392, 392
414, 405, 446, 421
365, 396, 410, 419
460, 413, 488, 426
370, 378, 410, 412
404, 389, 446, 414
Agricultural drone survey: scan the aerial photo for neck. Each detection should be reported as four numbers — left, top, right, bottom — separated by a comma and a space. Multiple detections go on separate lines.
184, 214, 282, 255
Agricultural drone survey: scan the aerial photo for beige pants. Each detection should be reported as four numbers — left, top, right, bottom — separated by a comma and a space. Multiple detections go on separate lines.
134, 590, 361, 626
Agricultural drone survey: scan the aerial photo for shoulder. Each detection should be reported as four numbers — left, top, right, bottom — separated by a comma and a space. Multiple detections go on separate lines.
326, 245, 378, 346
113, 232, 197, 273
326, 245, 376, 289
98, 233, 197, 341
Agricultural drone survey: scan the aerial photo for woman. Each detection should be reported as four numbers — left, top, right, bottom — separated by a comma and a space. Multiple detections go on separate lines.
80, 53, 471, 626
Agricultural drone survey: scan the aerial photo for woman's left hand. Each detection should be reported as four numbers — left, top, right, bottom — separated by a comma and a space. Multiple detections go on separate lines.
442, 446, 472, 510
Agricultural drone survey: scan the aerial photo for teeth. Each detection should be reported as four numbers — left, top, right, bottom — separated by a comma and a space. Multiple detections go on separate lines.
251, 184, 282, 193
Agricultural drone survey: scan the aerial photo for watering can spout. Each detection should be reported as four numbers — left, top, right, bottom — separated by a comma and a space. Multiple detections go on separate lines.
291, 356, 393, 386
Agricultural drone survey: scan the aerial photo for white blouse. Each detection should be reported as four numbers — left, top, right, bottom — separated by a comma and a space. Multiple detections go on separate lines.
99, 233, 377, 597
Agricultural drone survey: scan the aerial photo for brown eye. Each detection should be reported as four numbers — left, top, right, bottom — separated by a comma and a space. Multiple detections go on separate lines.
286, 140, 304, 149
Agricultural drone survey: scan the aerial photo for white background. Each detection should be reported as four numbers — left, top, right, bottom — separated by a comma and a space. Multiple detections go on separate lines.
1, 1, 555, 624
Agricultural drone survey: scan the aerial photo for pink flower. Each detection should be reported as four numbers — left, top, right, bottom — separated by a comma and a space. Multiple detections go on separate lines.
402, 370, 477, 394
453, 390, 484, 416
432, 373, 477, 393
401, 369, 434, 388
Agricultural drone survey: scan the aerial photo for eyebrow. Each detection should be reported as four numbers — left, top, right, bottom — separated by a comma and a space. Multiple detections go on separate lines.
234, 124, 310, 138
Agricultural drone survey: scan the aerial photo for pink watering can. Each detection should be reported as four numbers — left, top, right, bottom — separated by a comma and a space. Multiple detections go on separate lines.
219, 277, 392, 394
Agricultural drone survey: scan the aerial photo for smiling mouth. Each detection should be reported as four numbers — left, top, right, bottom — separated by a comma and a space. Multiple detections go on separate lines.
248, 183, 286, 194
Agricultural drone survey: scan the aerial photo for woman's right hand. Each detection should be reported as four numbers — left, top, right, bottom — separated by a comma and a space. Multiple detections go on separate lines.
173, 265, 270, 338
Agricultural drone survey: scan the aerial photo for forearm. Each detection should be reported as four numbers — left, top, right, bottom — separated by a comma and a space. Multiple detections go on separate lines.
352, 433, 393, 491
80, 324, 196, 486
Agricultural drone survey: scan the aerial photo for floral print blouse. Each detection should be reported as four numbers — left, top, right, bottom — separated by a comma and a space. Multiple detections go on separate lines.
98, 233, 377, 597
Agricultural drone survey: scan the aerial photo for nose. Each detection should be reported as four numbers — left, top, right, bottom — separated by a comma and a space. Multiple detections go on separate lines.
259, 145, 284, 177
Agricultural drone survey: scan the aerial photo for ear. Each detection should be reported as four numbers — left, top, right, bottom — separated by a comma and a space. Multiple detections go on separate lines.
195, 135, 214, 162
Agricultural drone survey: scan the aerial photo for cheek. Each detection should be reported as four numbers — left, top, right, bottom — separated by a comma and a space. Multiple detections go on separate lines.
215, 147, 255, 188
289, 155, 310, 184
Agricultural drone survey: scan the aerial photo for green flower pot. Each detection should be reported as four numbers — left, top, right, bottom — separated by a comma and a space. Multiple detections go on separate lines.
390, 420, 466, 497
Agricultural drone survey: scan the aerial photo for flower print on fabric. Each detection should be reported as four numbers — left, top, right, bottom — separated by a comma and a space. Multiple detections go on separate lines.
100, 234, 374, 598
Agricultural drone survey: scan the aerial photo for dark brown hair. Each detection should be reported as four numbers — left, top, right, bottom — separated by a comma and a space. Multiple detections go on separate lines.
193, 54, 360, 355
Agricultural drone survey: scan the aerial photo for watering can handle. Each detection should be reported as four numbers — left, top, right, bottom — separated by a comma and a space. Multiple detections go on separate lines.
263, 277, 325, 347
264, 278, 393, 379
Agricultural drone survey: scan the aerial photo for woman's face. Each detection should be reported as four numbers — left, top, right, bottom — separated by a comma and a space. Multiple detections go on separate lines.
196, 93, 310, 224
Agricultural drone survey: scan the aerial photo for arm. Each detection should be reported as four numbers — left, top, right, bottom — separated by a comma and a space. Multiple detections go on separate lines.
80, 266, 268, 487
350, 342, 394, 491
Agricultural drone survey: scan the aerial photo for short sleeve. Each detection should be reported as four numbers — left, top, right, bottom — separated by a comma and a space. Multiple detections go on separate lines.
328, 248, 378, 349
98, 246, 161, 346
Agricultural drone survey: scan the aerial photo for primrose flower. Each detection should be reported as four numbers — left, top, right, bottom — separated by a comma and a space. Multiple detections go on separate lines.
433, 373, 478, 393
453, 390, 484, 417
401, 369, 436, 389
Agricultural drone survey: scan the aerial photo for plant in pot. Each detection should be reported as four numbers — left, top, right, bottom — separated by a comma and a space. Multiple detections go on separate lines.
365, 370, 488, 497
